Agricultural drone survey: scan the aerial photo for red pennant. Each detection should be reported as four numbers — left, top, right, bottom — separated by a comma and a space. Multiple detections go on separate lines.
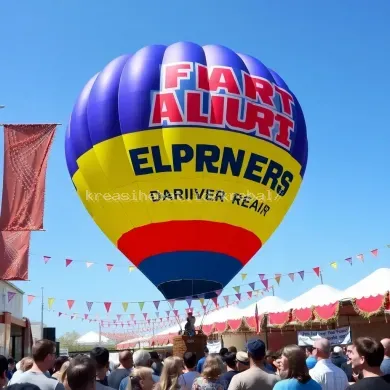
143, 313, 148, 320
212, 297, 218, 307
371, 249, 378, 257
261, 279, 269, 289
104, 302, 111, 312
247, 291, 253, 299
67, 300, 75, 310
65, 259, 73, 267
313, 267, 321, 277
84, 314, 88, 319
106, 264, 114, 272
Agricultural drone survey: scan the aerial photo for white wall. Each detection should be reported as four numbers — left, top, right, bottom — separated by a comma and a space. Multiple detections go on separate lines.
0, 281, 23, 319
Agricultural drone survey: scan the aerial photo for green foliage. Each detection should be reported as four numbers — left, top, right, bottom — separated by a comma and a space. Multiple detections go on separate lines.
57, 331, 81, 350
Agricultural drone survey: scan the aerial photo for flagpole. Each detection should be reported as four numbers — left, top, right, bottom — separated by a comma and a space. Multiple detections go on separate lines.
320, 271, 324, 284
41, 287, 44, 339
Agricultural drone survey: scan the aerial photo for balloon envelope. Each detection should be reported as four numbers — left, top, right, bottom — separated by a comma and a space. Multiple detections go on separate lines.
65, 42, 308, 300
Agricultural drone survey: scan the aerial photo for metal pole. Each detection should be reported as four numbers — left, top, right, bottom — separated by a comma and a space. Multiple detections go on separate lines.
320, 271, 324, 285
271, 286, 275, 296
41, 287, 44, 339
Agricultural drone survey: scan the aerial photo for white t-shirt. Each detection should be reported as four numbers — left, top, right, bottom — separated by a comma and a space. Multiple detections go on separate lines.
179, 371, 200, 390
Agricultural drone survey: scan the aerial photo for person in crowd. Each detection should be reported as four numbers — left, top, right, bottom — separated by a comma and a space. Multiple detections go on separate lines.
178, 352, 199, 390
332, 346, 347, 368
272, 350, 282, 376
150, 352, 163, 377
341, 344, 362, 383
264, 351, 276, 373
220, 353, 238, 387
192, 355, 227, 390
66, 355, 96, 390
52, 357, 70, 380
0, 355, 9, 388
305, 347, 317, 370
8, 384, 41, 390
57, 361, 70, 388
12, 339, 65, 390
155, 356, 183, 390
228, 347, 237, 354
228, 339, 279, 390
347, 337, 390, 389
381, 339, 390, 375
274, 345, 321, 390
91, 347, 112, 387
7, 358, 17, 380
235, 352, 249, 373
108, 351, 133, 390
196, 347, 208, 373
8, 357, 34, 385
119, 350, 160, 390
309, 338, 348, 390
126, 367, 154, 390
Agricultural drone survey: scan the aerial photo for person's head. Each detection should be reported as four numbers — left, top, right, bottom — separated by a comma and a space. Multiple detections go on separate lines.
381, 338, 390, 358
236, 351, 249, 372
305, 346, 313, 358
312, 338, 331, 360
149, 351, 159, 363
202, 355, 224, 380
54, 356, 69, 373
272, 350, 282, 372
183, 352, 197, 370
159, 356, 183, 390
345, 344, 353, 362
8, 357, 16, 371
127, 367, 154, 390
280, 345, 310, 383
19, 357, 34, 372
333, 346, 343, 356
265, 350, 274, 365
133, 350, 151, 368
66, 355, 96, 390
228, 347, 237, 353
222, 352, 236, 371
203, 347, 209, 357
119, 351, 133, 369
246, 339, 266, 364
90, 347, 109, 372
350, 337, 384, 372
59, 361, 70, 384
219, 348, 228, 358
32, 339, 57, 371
0, 355, 8, 386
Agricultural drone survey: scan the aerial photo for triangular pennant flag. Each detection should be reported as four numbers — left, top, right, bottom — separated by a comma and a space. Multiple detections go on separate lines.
371, 249, 378, 257
330, 262, 338, 270
71, 315, 74, 320
7, 292, 16, 303
261, 279, 269, 289
138, 302, 145, 311
288, 273, 295, 281
122, 302, 128, 312
215, 290, 222, 296
65, 259, 73, 267
247, 291, 253, 299
27, 295, 35, 305
185, 297, 192, 307
356, 254, 364, 262
86, 262, 93, 268
241, 273, 247, 281
104, 302, 112, 312
168, 299, 175, 308
166, 310, 170, 317
211, 297, 218, 307
67, 300, 75, 310
223, 296, 229, 305
84, 314, 88, 320
86, 302, 93, 311
274, 274, 281, 285
129, 266, 135, 272
298, 271, 305, 280
48, 298, 55, 310
106, 264, 114, 272
130, 314, 135, 320
153, 301, 160, 309
313, 267, 321, 277
117, 314, 121, 320
233, 286, 240, 293
58, 312, 63, 317
249, 282, 255, 290
173, 310, 179, 317
345, 257, 352, 265
199, 297, 205, 306
43, 256, 51, 264
235, 293, 241, 301
259, 274, 265, 281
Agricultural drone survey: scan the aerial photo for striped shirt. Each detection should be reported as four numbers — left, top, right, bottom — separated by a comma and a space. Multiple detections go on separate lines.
309, 359, 348, 390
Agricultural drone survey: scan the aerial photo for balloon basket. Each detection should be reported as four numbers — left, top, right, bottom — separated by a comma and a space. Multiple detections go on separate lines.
173, 334, 208, 359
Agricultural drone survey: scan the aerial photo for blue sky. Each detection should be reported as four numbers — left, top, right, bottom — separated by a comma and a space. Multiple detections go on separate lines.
1, 0, 390, 338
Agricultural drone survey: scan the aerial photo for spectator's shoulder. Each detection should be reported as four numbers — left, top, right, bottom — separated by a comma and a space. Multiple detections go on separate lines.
55, 382, 66, 390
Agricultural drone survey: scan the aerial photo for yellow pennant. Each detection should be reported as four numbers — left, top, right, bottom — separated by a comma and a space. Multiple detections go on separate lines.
330, 262, 338, 270
138, 302, 145, 311
233, 286, 240, 293
241, 273, 247, 281
199, 298, 205, 306
122, 302, 129, 312
275, 275, 281, 285
48, 297, 55, 310
129, 266, 135, 272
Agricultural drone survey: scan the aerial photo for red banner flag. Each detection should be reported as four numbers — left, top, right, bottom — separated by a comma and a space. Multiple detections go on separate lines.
247, 291, 253, 299
0, 231, 31, 280
67, 300, 75, 310
104, 302, 111, 313
0, 124, 56, 231
371, 249, 378, 257
65, 259, 73, 267
313, 267, 321, 277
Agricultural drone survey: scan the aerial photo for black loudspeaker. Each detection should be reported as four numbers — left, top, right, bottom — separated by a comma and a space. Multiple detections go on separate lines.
43, 327, 56, 342
56, 342, 60, 357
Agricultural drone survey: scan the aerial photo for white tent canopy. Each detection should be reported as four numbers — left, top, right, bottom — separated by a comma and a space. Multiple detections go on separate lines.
202, 304, 243, 324
342, 268, 390, 300
76, 331, 111, 345
240, 296, 287, 317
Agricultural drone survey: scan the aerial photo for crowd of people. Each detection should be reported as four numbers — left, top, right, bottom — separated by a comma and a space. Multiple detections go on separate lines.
1, 336, 390, 390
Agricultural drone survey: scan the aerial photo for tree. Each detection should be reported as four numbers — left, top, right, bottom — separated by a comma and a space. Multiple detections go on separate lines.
57, 331, 81, 350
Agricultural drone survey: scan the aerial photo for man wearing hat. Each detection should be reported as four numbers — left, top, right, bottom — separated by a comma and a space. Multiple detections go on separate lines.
236, 352, 249, 372
228, 339, 280, 390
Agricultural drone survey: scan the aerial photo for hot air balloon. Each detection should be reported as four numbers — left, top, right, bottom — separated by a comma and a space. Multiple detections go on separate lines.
65, 42, 308, 300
